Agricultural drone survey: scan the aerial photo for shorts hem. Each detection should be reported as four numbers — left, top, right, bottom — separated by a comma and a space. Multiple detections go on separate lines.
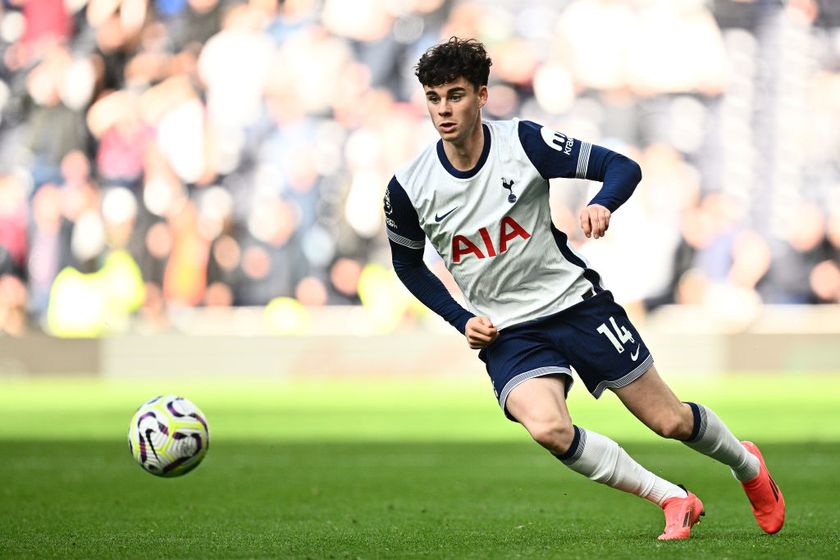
499, 366, 574, 419
592, 355, 654, 398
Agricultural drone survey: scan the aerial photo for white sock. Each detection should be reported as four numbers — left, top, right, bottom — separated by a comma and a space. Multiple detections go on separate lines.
556, 426, 686, 506
683, 402, 759, 482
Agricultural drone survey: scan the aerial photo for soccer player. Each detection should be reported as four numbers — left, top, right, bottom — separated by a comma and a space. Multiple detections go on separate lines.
383, 37, 785, 540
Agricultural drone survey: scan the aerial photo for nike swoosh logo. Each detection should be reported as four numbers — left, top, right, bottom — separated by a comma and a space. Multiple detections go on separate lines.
630, 344, 640, 362
145, 429, 159, 460
435, 207, 458, 222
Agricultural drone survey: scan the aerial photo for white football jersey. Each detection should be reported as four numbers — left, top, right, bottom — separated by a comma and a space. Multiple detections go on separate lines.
386, 118, 607, 330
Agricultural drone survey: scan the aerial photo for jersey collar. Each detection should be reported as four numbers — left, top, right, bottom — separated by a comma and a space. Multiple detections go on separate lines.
436, 123, 491, 179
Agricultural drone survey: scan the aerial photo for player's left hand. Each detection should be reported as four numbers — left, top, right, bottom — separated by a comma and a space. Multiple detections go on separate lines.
580, 204, 611, 239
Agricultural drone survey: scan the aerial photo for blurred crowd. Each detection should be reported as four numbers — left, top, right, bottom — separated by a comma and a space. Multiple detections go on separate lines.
0, 0, 838, 336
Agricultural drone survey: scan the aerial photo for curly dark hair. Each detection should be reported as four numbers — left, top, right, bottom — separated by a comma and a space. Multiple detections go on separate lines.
415, 37, 492, 91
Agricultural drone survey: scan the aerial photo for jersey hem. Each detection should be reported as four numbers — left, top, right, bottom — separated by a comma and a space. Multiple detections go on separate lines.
496, 289, 611, 332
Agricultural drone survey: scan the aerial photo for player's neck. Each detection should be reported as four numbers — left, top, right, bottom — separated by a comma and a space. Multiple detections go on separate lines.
442, 120, 485, 172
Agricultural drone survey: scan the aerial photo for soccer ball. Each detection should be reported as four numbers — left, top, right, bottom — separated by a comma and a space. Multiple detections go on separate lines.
127, 395, 210, 477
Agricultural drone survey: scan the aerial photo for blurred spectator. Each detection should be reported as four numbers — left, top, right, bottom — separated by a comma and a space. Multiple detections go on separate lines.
164, 0, 224, 50
329, 257, 362, 304
27, 183, 72, 317
198, 2, 273, 172
87, 91, 152, 187
162, 200, 208, 306
24, 46, 90, 186
0, 272, 26, 334
0, 173, 27, 278
0, 171, 28, 335
21, 0, 74, 62
759, 202, 832, 304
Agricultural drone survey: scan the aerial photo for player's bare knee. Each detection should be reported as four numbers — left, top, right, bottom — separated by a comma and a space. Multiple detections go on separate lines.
652, 411, 693, 440
526, 419, 575, 454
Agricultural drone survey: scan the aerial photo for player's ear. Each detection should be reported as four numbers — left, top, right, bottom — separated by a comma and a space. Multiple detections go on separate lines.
478, 85, 488, 108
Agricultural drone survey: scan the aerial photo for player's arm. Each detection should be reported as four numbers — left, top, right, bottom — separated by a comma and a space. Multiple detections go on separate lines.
384, 177, 475, 335
578, 144, 641, 239
518, 120, 642, 239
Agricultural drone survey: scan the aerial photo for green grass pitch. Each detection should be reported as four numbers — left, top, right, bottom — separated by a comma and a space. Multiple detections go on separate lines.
1, 373, 839, 558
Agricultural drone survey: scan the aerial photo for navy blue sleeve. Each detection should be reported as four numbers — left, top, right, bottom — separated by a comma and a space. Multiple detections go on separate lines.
518, 119, 582, 179
518, 120, 642, 212
584, 145, 642, 212
384, 177, 474, 334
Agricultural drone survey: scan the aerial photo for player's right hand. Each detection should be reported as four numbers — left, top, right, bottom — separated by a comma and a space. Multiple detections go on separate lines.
579, 203, 611, 239
465, 316, 498, 349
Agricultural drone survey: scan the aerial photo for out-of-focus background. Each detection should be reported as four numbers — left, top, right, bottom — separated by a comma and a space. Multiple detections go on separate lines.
0, 0, 837, 377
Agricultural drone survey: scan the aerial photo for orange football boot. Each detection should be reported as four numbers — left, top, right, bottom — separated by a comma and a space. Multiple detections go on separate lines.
658, 489, 705, 541
740, 441, 785, 534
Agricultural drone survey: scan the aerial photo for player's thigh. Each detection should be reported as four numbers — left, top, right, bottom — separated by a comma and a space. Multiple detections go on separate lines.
479, 327, 573, 422
506, 375, 575, 449
506, 375, 573, 424
612, 364, 692, 439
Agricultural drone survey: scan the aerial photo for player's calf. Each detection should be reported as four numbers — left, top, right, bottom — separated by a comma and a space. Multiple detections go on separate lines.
682, 402, 760, 481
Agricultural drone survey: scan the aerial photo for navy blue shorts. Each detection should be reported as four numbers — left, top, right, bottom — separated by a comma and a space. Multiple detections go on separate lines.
478, 290, 653, 421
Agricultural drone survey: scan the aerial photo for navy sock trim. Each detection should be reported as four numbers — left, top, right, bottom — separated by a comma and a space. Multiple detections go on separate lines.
553, 425, 582, 464
684, 401, 702, 442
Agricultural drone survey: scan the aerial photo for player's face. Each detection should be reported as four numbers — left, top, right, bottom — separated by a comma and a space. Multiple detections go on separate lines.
423, 77, 487, 144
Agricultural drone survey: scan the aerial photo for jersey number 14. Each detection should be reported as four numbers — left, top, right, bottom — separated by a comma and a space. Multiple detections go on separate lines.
596, 317, 635, 353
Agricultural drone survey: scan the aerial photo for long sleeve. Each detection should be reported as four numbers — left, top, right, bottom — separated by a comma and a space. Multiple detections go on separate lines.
583, 147, 642, 212
517, 119, 642, 212
384, 176, 474, 333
